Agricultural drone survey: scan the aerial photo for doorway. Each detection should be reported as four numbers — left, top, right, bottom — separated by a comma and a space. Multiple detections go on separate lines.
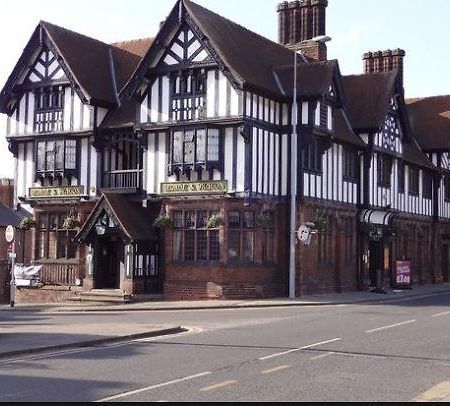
369, 240, 383, 287
442, 245, 449, 283
95, 237, 123, 289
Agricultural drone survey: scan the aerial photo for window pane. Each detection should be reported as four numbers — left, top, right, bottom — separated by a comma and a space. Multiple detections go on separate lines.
67, 231, 77, 259
48, 231, 57, 259
184, 130, 195, 163
37, 142, 46, 172
197, 211, 208, 228
173, 211, 183, 229
173, 231, 182, 261
243, 211, 254, 228
209, 231, 220, 261
57, 231, 67, 258
37, 232, 46, 259
55, 141, 64, 170
49, 214, 58, 230
228, 230, 240, 261
197, 230, 207, 260
185, 231, 195, 261
228, 211, 241, 228
243, 231, 254, 262
46, 141, 55, 170
207, 129, 219, 161
173, 131, 183, 163
185, 211, 196, 228
65, 140, 77, 170
196, 129, 206, 162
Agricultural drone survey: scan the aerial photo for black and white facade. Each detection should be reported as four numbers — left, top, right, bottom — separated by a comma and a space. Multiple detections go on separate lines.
0, 0, 449, 302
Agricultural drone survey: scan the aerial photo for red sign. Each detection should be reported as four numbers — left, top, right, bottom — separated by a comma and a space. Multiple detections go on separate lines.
5, 225, 14, 243
395, 261, 412, 286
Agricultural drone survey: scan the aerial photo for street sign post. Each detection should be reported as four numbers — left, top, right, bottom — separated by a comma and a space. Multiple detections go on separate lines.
5, 225, 16, 308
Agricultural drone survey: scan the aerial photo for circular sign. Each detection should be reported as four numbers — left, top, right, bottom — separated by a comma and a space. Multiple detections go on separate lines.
297, 225, 310, 243
5, 225, 15, 243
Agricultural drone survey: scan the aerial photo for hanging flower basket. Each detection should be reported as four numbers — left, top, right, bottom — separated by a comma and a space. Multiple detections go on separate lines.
206, 214, 222, 229
18, 217, 36, 231
62, 216, 81, 230
311, 212, 328, 233
255, 214, 273, 229
153, 215, 174, 229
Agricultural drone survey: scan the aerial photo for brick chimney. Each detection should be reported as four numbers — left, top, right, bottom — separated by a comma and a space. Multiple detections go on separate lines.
363, 48, 406, 88
277, 0, 329, 62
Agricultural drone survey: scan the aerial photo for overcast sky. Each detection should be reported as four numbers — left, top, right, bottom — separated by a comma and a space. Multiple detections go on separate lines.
0, 0, 449, 178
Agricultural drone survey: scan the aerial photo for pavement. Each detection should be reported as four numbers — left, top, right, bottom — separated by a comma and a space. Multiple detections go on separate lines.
0, 283, 449, 361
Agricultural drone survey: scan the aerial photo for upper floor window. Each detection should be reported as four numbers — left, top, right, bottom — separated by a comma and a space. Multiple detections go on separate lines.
171, 69, 206, 121
377, 154, 392, 188
34, 86, 64, 133
170, 128, 220, 175
409, 166, 419, 196
302, 139, 322, 174
36, 139, 77, 179
343, 147, 358, 182
422, 171, 433, 199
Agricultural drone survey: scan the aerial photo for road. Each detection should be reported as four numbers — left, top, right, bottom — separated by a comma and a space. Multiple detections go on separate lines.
0, 292, 449, 402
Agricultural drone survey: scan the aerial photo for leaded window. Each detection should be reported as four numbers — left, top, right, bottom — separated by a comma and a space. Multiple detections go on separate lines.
228, 210, 255, 263
170, 128, 221, 174
172, 210, 220, 262
377, 154, 392, 188
343, 147, 358, 182
34, 86, 64, 133
36, 139, 78, 179
409, 166, 419, 196
302, 139, 323, 173
171, 69, 206, 121
422, 171, 433, 199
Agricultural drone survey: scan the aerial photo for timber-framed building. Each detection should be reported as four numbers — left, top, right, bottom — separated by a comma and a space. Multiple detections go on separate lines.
1, 0, 449, 303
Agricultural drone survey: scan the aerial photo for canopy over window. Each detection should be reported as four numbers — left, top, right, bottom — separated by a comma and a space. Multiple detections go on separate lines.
360, 209, 395, 226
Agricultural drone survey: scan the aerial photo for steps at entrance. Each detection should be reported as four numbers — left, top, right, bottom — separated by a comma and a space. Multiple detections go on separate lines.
68, 289, 132, 304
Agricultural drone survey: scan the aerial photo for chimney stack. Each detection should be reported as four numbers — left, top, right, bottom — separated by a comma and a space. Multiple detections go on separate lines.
277, 0, 329, 62
363, 48, 406, 88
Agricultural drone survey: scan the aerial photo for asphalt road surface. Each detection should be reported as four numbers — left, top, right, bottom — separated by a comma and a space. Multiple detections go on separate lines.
0, 292, 449, 402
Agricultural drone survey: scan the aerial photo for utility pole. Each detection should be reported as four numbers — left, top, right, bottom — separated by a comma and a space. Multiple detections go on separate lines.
289, 51, 299, 299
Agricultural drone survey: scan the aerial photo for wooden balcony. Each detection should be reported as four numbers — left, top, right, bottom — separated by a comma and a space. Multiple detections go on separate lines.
101, 169, 144, 194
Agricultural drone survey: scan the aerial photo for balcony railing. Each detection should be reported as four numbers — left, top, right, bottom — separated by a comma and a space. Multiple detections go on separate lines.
37, 262, 82, 286
101, 169, 143, 192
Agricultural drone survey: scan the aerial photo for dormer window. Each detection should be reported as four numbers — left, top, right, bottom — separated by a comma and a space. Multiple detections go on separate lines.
171, 69, 206, 121
34, 86, 64, 133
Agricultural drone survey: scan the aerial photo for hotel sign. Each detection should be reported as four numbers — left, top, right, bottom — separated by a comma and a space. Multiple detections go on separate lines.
161, 181, 228, 196
29, 186, 85, 199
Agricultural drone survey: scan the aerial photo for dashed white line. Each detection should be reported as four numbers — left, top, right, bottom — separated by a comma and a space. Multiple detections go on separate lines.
365, 319, 416, 334
259, 338, 342, 361
432, 311, 450, 318
94, 371, 212, 402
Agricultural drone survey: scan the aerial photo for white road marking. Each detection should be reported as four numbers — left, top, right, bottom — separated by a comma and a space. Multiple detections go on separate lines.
310, 352, 335, 361
365, 319, 416, 334
432, 311, 450, 318
259, 338, 342, 361
94, 371, 212, 402
261, 365, 291, 374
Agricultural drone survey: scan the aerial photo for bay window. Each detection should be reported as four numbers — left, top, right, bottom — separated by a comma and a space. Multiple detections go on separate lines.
36, 139, 78, 180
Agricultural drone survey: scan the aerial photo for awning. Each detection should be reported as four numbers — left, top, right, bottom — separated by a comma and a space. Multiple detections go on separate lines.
360, 209, 395, 226
75, 193, 159, 244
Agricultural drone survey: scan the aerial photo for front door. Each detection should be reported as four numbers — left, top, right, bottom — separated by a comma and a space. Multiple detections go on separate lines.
442, 245, 449, 283
95, 237, 120, 289
369, 240, 382, 287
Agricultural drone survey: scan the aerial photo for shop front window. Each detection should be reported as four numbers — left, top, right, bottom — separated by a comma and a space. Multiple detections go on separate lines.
228, 210, 255, 263
172, 210, 220, 262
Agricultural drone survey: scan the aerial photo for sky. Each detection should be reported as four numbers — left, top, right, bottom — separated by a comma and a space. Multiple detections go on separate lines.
0, 0, 449, 178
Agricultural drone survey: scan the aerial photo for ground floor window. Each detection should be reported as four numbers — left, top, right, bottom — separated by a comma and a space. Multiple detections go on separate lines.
36, 212, 77, 260
262, 212, 275, 263
172, 210, 220, 262
228, 210, 255, 263
318, 214, 333, 264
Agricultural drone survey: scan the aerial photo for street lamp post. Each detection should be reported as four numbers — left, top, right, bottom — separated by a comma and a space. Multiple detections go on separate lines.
289, 51, 299, 299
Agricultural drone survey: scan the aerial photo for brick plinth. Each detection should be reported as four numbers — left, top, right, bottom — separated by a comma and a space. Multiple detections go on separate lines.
15, 286, 84, 304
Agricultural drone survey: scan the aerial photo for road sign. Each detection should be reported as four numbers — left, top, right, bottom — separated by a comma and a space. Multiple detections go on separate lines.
5, 225, 14, 243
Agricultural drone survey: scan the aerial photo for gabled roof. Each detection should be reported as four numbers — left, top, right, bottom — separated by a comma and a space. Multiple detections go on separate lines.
334, 109, 366, 148
274, 59, 345, 104
0, 203, 25, 227
75, 193, 159, 244
342, 71, 398, 132
403, 142, 435, 170
0, 22, 152, 114
123, 0, 299, 100
406, 95, 450, 151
